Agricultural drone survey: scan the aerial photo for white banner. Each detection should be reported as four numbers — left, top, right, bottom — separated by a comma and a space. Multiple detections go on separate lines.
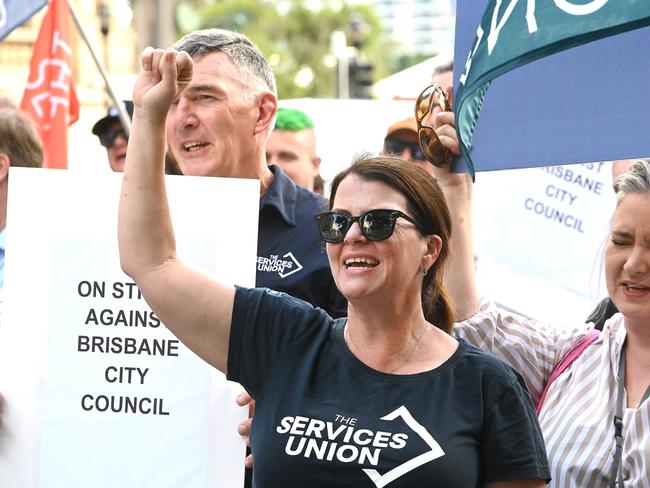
0, 168, 259, 487
473, 162, 616, 327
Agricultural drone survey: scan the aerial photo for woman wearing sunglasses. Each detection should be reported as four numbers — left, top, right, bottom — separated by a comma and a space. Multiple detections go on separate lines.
420, 83, 650, 487
119, 48, 549, 487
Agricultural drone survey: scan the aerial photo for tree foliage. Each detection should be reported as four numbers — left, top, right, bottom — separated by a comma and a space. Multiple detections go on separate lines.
175, 0, 394, 99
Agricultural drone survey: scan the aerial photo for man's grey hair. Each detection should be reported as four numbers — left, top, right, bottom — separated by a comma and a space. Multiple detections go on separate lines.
173, 28, 277, 95
615, 159, 650, 204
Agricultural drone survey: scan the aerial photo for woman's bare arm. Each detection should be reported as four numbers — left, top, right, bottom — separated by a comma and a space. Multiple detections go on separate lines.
118, 48, 234, 373
430, 87, 480, 320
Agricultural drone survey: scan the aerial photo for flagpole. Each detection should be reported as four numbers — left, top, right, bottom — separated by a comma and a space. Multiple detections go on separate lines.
66, 0, 131, 136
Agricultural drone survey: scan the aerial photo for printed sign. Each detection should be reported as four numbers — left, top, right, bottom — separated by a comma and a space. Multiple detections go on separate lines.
473, 162, 616, 327
0, 169, 259, 487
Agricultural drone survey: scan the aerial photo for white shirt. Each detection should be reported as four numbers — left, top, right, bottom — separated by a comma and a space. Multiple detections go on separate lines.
454, 299, 650, 488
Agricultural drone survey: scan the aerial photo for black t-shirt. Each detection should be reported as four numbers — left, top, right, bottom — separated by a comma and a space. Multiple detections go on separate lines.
228, 287, 550, 487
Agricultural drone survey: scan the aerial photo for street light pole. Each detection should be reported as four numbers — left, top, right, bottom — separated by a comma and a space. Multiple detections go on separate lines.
330, 30, 349, 99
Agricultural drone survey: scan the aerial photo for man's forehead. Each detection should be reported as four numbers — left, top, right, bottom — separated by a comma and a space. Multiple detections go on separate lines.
184, 83, 222, 94
180, 77, 232, 101
268, 130, 302, 147
190, 52, 240, 80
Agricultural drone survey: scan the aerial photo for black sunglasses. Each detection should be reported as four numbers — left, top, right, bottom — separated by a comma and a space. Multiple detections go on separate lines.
414, 83, 451, 167
314, 209, 422, 244
99, 127, 128, 148
383, 137, 426, 161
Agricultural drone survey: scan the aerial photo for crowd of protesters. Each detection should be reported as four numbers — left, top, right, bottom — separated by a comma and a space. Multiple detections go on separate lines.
0, 24, 648, 488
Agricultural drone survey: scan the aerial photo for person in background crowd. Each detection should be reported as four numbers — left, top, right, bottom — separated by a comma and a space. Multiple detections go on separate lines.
163, 29, 344, 318
381, 116, 431, 175
585, 158, 646, 330
432, 60, 453, 89
92, 100, 181, 174
423, 85, 650, 487
265, 107, 322, 192
0, 107, 43, 288
117, 44, 550, 485
0, 96, 18, 110
92, 101, 133, 173
0, 101, 43, 414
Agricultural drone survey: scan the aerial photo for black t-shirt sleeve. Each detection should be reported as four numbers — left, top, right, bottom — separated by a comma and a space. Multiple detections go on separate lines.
227, 286, 332, 398
481, 370, 551, 483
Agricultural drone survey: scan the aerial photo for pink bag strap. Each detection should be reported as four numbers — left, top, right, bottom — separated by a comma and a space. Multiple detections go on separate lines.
536, 329, 600, 415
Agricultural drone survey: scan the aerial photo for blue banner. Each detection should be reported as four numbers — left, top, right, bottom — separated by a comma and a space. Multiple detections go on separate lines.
0, 0, 48, 42
453, 0, 650, 178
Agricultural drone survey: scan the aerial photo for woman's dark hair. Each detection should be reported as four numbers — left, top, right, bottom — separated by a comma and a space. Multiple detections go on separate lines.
329, 155, 455, 333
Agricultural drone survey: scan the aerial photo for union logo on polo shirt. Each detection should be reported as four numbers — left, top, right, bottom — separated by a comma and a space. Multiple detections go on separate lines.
257, 252, 304, 278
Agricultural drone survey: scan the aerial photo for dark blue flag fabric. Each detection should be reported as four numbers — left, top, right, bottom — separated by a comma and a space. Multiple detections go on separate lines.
0, 0, 48, 41
454, 0, 650, 180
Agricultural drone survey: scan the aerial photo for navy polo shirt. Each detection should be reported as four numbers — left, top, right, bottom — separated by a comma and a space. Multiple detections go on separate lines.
256, 165, 346, 318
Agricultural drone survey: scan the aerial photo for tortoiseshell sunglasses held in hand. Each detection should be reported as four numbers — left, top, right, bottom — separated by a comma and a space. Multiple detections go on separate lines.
415, 83, 452, 167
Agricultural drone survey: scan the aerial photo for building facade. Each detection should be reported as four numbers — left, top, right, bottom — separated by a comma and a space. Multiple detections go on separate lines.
370, 0, 455, 56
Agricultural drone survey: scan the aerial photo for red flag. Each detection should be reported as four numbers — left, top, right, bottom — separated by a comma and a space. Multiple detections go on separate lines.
20, 0, 79, 169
